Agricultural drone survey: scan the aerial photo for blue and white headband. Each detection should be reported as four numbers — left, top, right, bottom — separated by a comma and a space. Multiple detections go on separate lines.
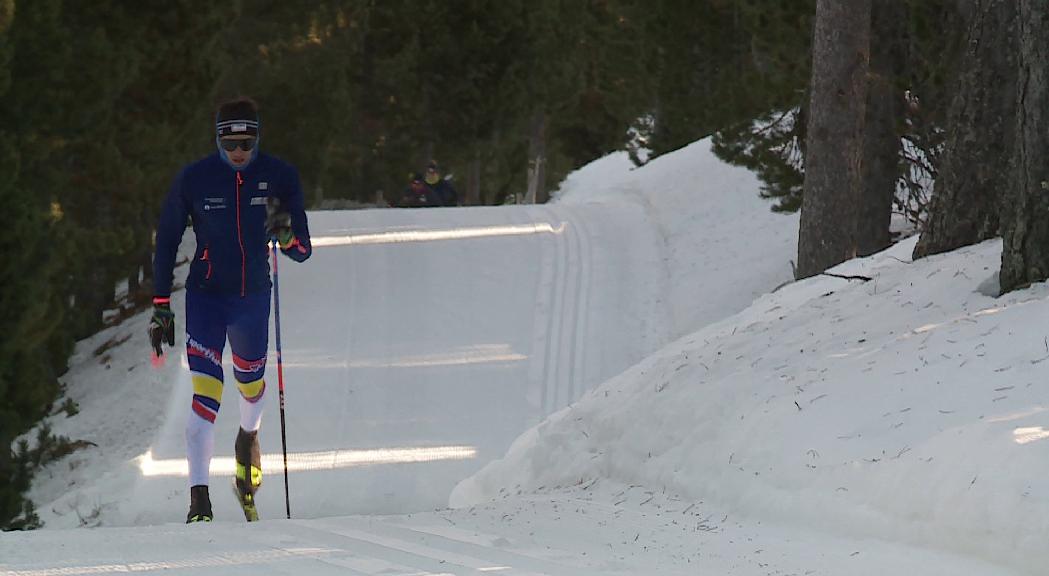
216, 119, 259, 138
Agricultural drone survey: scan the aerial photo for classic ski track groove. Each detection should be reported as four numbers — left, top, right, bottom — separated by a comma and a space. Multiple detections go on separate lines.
540, 207, 567, 415
568, 204, 594, 405
296, 516, 608, 576
525, 207, 557, 418
554, 204, 583, 410
564, 205, 582, 408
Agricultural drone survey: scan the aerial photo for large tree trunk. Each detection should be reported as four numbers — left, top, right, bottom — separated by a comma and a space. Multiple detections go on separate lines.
467, 147, 482, 206
418, 41, 436, 171
856, 1, 902, 257
913, 0, 1017, 260
525, 110, 547, 204
421, 141, 435, 170
140, 244, 153, 285
1000, 1, 1049, 292
797, 0, 871, 279
127, 265, 140, 302
73, 268, 112, 339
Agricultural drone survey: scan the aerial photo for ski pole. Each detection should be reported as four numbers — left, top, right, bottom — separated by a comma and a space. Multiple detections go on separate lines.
271, 238, 292, 519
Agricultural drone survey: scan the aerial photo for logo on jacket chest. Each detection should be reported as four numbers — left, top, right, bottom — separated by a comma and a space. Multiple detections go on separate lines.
250, 182, 269, 206
203, 197, 227, 211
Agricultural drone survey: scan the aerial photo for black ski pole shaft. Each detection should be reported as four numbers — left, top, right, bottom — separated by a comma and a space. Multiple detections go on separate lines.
271, 239, 291, 519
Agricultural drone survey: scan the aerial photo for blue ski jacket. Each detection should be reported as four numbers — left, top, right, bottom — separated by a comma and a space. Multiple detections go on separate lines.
153, 152, 312, 298
426, 179, 458, 207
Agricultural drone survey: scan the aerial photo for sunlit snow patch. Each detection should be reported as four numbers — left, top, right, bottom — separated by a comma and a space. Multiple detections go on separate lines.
311, 222, 566, 247
139, 445, 477, 477
284, 344, 527, 369
1013, 427, 1049, 445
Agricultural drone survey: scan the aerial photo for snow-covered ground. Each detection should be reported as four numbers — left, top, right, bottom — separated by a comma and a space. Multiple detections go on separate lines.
3, 138, 1036, 575
452, 236, 1047, 575
554, 144, 797, 338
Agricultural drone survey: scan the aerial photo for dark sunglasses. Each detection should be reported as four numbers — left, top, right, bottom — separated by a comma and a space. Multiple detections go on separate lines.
220, 137, 257, 152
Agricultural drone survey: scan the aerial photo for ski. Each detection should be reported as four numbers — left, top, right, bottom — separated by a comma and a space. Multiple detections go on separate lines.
231, 480, 259, 522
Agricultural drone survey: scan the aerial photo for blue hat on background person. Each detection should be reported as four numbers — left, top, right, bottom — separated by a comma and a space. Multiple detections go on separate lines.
216, 98, 260, 170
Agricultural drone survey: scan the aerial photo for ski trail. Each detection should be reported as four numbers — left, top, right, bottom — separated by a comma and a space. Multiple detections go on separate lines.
568, 204, 595, 404
86, 204, 665, 526
524, 208, 558, 417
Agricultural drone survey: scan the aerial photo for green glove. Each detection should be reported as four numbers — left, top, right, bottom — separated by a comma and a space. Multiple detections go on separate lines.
264, 198, 294, 248
148, 299, 175, 357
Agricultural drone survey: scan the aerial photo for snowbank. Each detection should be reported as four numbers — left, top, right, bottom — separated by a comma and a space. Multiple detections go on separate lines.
553, 140, 799, 338
452, 236, 1049, 573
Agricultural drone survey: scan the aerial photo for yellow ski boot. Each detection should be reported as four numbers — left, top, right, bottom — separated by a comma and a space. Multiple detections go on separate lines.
233, 428, 262, 522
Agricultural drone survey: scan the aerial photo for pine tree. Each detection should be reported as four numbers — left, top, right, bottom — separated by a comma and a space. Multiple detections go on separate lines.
913, 0, 1016, 260
0, 0, 70, 530
796, 0, 871, 279
0, 1, 236, 528
857, 0, 904, 257
709, 0, 815, 212
1000, 0, 1049, 292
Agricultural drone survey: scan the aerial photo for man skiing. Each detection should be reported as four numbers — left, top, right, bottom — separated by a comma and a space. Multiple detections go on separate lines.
149, 98, 312, 523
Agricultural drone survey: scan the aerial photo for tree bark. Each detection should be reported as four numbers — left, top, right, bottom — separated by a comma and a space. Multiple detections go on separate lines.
467, 147, 481, 206
420, 141, 435, 171
913, 0, 1016, 260
797, 0, 871, 278
525, 109, 547, 204
1000, 1, 1049, 292
856, 1, 902, 257
73, 269, 111, 339
140, 244, 153, 284
127, 266, 140, 302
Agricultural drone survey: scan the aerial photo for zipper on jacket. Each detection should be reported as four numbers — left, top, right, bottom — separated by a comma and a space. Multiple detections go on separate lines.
201, 246, 212, 280
235, 171, 246, 296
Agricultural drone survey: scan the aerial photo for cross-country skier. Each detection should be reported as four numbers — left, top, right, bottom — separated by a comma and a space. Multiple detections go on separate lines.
149, 98, 312, 523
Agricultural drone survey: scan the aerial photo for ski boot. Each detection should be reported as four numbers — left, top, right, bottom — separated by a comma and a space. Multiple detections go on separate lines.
186, 485, 213, 523
233, 427, 262, 521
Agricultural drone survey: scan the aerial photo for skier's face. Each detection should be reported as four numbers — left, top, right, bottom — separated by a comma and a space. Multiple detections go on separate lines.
220, 135, 255, 167
425, 167, 440, 185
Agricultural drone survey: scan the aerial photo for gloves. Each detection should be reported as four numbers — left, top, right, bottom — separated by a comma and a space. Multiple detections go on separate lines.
265, 198, 294, 248
267, 212, 293, 247
149, 298, 175, 357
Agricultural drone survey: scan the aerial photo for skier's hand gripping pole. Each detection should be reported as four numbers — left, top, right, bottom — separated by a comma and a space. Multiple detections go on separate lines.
148, 298, 175, 368
266, 197, 294, 249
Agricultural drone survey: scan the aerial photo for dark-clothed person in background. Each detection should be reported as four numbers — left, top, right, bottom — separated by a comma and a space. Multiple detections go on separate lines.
424, 161, 458, 207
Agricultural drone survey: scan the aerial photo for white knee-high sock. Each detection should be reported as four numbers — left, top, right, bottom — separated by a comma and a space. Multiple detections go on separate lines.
239, 382, 266, 432
186, 413, 215, 487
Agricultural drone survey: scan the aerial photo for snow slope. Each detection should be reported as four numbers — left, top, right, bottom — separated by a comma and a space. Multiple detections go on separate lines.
452, 236, 1046, 574
554, 142, 798, 338
5, 138, 1029, 574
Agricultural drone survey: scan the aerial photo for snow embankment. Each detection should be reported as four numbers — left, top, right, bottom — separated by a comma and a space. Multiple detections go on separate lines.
453, 236, 1049, 574
553, 141, 798, 338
